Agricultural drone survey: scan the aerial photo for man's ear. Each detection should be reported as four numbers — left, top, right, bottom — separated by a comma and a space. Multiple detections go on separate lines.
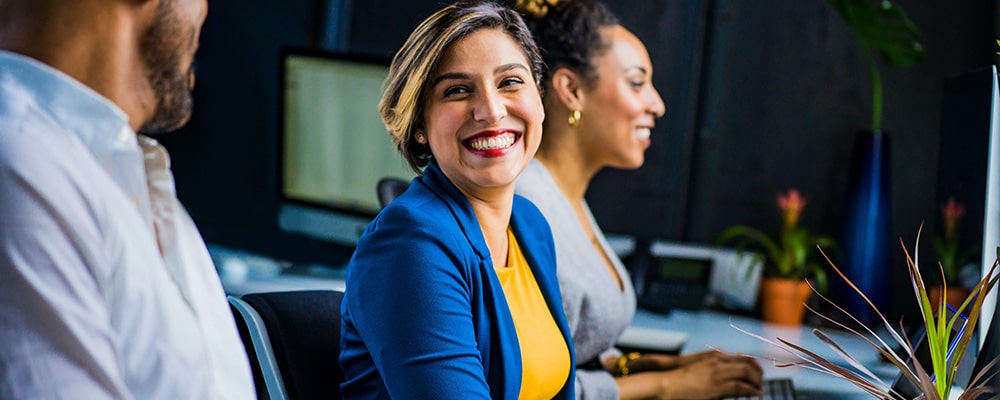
549, 67, 586, 111
132, 0, 164, 27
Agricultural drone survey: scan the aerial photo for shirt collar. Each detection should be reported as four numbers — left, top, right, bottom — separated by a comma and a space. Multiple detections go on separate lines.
420, 161, 492, 262
0, 50, 136, 156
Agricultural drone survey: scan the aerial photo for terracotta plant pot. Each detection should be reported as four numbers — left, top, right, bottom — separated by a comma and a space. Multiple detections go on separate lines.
927, 286, 972, 314
761, 278, 812, 326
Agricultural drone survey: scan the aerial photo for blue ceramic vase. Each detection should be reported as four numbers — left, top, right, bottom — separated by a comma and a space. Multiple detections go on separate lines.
837, 130, 892, 324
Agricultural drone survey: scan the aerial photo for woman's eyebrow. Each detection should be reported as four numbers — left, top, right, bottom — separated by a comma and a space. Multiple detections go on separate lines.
430, 63, 529, 87
624, 66, 649, 75
495, 63, 528, 74
431, 72, 471, 88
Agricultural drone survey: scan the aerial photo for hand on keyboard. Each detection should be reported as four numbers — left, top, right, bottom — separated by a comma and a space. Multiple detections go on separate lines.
621, 350, 764, 399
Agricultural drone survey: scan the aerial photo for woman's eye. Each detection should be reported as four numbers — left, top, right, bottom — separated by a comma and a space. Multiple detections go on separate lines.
444, 86, 470, 97
630, 80, 646, 89
499, 77, 524, 89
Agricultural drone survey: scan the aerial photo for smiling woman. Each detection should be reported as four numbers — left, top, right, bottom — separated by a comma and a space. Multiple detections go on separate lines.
339, 2, 575, 400
422, 28, 544, 209
513, 0, 763, 399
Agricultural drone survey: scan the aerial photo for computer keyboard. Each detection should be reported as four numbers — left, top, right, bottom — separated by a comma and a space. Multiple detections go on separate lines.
724, 377, 797, 400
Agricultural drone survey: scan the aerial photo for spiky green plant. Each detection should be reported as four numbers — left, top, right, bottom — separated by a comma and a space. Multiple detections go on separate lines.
734, 226, 999, 399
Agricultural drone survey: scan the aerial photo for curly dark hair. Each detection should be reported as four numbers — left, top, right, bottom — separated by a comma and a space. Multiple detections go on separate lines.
512, 0, 619, 88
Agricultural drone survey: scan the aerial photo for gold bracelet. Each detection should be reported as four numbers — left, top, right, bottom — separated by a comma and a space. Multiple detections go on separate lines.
617, 352, 641, 376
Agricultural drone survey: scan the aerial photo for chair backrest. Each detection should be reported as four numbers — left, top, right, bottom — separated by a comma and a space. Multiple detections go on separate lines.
229, 290, 345, 400
376, 177, 409, 209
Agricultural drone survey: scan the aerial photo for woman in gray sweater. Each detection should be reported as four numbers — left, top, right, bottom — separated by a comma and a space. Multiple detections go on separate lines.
514, 0, 763, 398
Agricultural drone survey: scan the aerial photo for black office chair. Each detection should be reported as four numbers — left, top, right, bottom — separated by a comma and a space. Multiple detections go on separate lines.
376, 177, 409, 209
229, 290, 345, 400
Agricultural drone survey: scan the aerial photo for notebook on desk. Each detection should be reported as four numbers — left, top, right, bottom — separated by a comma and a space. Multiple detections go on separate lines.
616, 326, 688, 354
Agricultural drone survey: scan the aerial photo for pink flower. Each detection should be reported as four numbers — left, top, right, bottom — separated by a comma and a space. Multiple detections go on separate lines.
777, 189, 807, 228
940, 197, 965, 239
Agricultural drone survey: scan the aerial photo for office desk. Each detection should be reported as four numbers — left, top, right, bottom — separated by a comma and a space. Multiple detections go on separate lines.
216, 250, 897, 399
222, 270, 346, 296
218, 262, 346, 296
210, 244, 347, 296
627, 309, 896, 399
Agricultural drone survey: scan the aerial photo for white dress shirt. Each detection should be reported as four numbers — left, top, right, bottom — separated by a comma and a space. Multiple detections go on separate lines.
0, 51, 255, 399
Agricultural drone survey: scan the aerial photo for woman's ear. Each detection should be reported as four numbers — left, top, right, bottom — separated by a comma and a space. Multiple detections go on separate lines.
412, 121, 426, 143
549, 67, 586, 112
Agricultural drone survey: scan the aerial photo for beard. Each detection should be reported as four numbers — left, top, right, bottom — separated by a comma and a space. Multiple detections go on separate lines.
137, 1, 196, 135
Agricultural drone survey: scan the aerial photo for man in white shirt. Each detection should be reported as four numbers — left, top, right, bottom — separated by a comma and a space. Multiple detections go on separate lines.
0, 0, 255, 399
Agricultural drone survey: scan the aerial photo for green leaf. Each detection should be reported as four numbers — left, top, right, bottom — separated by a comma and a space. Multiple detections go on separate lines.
807, 261, 828, 293
718, 224, 837, 285
825, 0, 925, 131
717, 225, 782, 274
825, 0, 925, 68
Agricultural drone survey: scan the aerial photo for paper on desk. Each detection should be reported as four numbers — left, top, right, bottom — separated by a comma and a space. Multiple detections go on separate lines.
617, 326, 688, 353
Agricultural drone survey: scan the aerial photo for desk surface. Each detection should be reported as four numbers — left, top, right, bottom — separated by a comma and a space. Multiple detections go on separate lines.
220, 265, 346, 296
627, 309, 899, 399
222, 264, 914, 399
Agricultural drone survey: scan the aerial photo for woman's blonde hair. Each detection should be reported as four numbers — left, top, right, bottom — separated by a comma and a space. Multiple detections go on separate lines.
379, 1, 544, 174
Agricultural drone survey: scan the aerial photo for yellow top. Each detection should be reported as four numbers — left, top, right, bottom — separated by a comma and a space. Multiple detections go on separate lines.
495, 228, 571, 400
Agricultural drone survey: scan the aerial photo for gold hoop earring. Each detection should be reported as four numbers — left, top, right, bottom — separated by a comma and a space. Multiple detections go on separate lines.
568, 110, 582, 127
415, 131, 426, 144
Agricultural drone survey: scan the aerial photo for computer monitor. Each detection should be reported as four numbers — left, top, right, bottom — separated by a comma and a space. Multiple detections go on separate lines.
925, 66, 1000, 396
982, 66, 1000, 344
277, 48, 415, 246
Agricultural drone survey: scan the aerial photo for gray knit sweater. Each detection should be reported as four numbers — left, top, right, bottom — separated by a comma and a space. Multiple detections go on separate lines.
516, 160, 637, 400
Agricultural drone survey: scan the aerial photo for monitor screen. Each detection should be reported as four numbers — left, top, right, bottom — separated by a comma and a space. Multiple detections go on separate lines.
278, 48, 415, 246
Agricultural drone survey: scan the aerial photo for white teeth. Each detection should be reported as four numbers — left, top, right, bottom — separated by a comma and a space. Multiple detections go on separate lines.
468, 134, 515, 151
636, 128, 651, 140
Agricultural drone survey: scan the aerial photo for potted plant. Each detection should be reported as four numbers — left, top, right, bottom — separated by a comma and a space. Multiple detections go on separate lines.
734, 228, 999, 399
718, 189, 837, 325
929, 197, 979, 311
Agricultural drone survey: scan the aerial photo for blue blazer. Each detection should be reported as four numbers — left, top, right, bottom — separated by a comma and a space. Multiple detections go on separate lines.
339, 161, 575, 399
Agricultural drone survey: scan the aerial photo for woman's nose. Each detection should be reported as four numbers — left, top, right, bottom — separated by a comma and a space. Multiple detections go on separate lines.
473, 89, 507, 124
649, 87, 666, 118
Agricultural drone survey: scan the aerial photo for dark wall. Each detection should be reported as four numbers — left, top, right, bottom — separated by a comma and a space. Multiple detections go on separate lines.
588, 0, 998, 319
160, 0, 344, 263
160, 0, 450, 265
160, 0, 999, 316
587, 1, 710, 240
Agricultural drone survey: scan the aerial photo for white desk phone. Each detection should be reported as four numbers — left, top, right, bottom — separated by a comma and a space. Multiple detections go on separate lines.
605, 235, 763, 313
